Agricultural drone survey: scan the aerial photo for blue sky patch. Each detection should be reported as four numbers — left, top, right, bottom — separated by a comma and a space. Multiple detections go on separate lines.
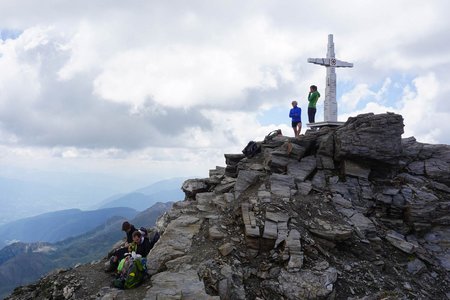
257, 106, 290, 126
0, 28, 22, 41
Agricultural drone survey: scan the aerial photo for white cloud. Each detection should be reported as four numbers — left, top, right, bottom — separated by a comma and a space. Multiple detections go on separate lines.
57, 22, 100, 80
398, 73, 441, 142
338, 72, 446, 144
1, 0, 450, 201
92, 15, 302, 109
340, 84, 374, 111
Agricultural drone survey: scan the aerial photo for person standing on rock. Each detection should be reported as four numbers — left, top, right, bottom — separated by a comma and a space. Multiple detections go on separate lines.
289, 100, 302, 138
307, 85, 320, 123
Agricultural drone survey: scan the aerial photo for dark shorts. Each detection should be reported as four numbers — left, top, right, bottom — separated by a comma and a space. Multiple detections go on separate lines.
292, 121, 301, 128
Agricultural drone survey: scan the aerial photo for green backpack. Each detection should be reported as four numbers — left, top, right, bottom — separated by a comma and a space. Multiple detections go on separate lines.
113, 256, 147, 289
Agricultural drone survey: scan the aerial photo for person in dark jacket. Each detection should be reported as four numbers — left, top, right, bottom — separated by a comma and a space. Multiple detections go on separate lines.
122, 221, 137, 245
105, 221, 137, 272
132, 230, 152, 257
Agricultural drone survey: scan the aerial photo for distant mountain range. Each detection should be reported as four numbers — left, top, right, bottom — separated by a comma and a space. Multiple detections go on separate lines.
0, 176, 185, 297
0, 202, 173, 299
0, 175, 125, 225
0, 175, 190, 226
0, 177, 187, 249
0, 207, 138, 249
96, 177, 186, 210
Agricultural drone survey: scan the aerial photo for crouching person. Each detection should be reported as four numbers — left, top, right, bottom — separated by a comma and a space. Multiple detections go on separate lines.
112, 229, 160, 289
105, 221, 136, 272
132, 230, 151, 257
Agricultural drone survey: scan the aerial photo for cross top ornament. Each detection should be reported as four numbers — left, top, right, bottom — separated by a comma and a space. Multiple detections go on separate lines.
307, 34, 353, 123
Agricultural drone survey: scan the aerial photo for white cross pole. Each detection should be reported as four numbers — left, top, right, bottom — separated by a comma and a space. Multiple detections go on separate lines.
308, 34, 353, 122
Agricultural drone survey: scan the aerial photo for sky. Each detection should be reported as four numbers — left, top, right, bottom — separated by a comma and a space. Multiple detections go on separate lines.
1, 0, 450, 201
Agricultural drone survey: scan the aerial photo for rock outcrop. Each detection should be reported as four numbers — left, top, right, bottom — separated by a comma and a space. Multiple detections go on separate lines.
7, 113, 450, 299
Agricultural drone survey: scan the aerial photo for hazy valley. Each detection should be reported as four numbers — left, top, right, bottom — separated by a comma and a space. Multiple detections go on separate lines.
0, 177, 185, 298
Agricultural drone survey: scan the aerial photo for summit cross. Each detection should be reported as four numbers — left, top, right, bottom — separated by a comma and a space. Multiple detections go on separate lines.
308, 34, 353, 123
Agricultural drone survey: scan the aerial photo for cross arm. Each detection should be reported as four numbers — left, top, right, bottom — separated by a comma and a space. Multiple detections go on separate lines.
307, 58, 329, 66
334, 59, 353, 68
307, 58, 353, 68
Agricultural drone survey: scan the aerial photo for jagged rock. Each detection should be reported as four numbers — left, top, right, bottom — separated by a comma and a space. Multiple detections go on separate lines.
209, 225, 225, 240
234, 170, 261, 199
262, 136, 288, 148
286, 141, 307, 160
218, 264, 246, 300
311, 170, 327, 191
316, 155, 335, 170
224, 154, 246, 177
317, 131, 335, 157
182, 179, 209, 199
266, 152, 291, 173
407, 258, 427, 275
348, 212, 376, 237
334, 113, 404, 165
224, 153, 245, 165
196, 192, 229, 212
404, 187, 441, 223
423, 226, 450, 271
428, 180, 450, 193
332, 194, 352, 208
342, 160, 371, 179
258, 189, 271, 203
262, 220, 277, 239
261, 267, 337, 299
404, 142, 450, 185
147, 215, 202, 275
146, 268, 219, 299
265, 211, 289, 223
275, 221, 288, 248
425, 157, 450, 185
218, 243, 234, 256
308, 218, 353, 241
297, 181, 313, 195
214, 179, 236, 194
407, 160, 425, 175
385, 230, 416, 254
7, 113, 450, 300
287, 155, 317, 182
286, 229, 303, 271
270, 173, 295, 198
208, 167, 225, 185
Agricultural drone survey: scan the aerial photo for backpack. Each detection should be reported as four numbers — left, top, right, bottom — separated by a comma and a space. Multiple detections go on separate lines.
242, 141, 261, 158
113, 256, 147, 289
139, 227, 160, 249
139, 227, 148, 238
264, 129, 282, 143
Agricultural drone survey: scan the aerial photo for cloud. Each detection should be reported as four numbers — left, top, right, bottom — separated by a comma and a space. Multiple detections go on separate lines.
338, 72, 449, 144
340, 78, 392, 111
0, 11, 307, 151
1, 0, 450, 185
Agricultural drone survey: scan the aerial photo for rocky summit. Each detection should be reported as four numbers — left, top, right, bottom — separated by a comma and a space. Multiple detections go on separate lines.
7, 112, 450, 299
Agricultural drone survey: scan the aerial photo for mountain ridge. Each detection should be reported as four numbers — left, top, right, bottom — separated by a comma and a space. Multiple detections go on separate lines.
6, 113, 450, 299
95, 177, 187, 210
0, 202, 173, 298
0, 207, 138, 249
